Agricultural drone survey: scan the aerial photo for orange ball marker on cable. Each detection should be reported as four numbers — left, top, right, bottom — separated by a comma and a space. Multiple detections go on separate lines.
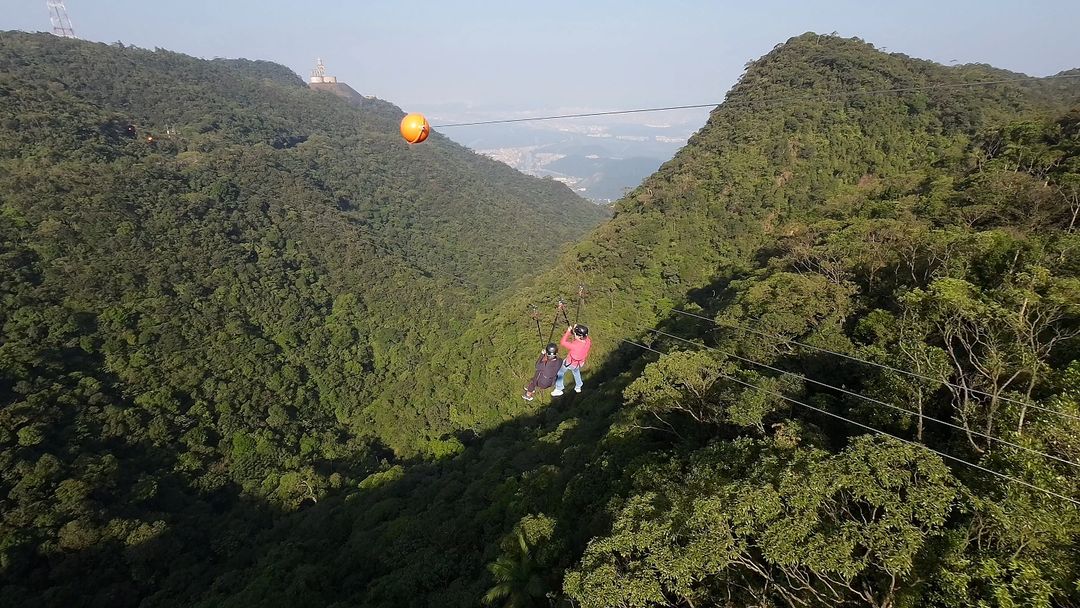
400, 113, 430, 144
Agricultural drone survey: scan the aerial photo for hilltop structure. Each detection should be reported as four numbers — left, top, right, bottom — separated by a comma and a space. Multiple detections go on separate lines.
46, 0, 76, 38
308, 58, 337, 84
306, 58, 372, 103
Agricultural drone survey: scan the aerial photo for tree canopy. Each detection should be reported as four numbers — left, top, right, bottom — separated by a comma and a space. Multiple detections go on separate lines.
2, 31, 1079, 608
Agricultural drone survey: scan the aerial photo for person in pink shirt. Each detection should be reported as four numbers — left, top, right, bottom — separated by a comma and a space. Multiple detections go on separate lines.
551, 324, 591, 396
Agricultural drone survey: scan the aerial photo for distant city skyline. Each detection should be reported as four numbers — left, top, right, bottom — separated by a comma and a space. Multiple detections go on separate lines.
4, 0, 1079, 120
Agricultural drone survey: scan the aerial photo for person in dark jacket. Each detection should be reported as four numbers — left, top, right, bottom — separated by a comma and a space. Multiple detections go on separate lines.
523, 343, 562, 401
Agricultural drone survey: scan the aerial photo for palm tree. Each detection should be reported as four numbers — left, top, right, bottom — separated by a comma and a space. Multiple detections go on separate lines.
482, 529, 549, 608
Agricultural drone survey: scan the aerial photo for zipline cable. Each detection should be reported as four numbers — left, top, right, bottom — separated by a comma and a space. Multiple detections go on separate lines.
575, 284, 587, 326
435, 103, 721, 128
530, 307, 545, 347
432, 74, 1080, 128
620, 338, 665, 355
669, 308, 1080, 423
547, 301, 564, 344
618, 338, 1080, 508
647, 327, 1080, 469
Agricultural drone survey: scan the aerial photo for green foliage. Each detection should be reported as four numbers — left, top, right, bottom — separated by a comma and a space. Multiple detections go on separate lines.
358, 465, 405, 490
623, 349, 793, 432
0, 31, 603, 606
565, 437, 960, 608
551, 34, 1079, 608
482, 515, 561, 608
3, 29, 1080, 608
624, 349, 732, 424
422, 437, 466, 460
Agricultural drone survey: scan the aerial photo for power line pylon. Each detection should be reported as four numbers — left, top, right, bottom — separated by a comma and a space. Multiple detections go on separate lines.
46, 0, 77, 39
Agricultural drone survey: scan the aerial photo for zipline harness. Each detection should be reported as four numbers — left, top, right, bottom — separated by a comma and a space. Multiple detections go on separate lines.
529, 284, 589, 349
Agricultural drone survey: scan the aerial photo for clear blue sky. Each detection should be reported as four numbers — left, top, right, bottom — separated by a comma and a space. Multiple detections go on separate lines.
5, 1, 1079, 114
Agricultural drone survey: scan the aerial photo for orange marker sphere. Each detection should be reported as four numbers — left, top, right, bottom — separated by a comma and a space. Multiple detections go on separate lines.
400, 113, 430, 144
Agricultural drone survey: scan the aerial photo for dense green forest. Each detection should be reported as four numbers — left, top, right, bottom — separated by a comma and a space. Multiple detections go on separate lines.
3, 31, 1080, 608
0, 31, 607, 607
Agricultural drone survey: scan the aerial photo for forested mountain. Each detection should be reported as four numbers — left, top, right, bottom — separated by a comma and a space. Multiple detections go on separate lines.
0, 31, 606, 607
3, 31, 1080, 608
444, 33, 1080, 607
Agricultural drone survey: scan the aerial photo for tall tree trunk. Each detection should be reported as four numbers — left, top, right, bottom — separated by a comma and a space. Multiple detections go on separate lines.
916, 393, 924, 442
1017, 371, 1039, 434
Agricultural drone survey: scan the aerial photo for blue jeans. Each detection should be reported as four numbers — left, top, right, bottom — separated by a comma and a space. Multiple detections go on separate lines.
555, 362, 582, 391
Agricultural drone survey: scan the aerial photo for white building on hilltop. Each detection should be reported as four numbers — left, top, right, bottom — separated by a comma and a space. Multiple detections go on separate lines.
309, 58, 338, 84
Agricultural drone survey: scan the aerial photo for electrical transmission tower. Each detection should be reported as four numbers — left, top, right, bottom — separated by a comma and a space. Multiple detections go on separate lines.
46, 0, 77, 39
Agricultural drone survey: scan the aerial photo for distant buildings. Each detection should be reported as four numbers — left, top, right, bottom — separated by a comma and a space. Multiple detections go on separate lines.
307, 58, 376, 102
309, 58, 338, 84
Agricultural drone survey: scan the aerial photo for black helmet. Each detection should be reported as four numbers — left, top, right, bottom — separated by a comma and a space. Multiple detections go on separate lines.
573, 324, 589, 338
545, 343, 558, 356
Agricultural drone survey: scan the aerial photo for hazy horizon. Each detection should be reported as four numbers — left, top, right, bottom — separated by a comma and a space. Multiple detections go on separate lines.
9, 1, 1079, 201
6, 1, 1080, 121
